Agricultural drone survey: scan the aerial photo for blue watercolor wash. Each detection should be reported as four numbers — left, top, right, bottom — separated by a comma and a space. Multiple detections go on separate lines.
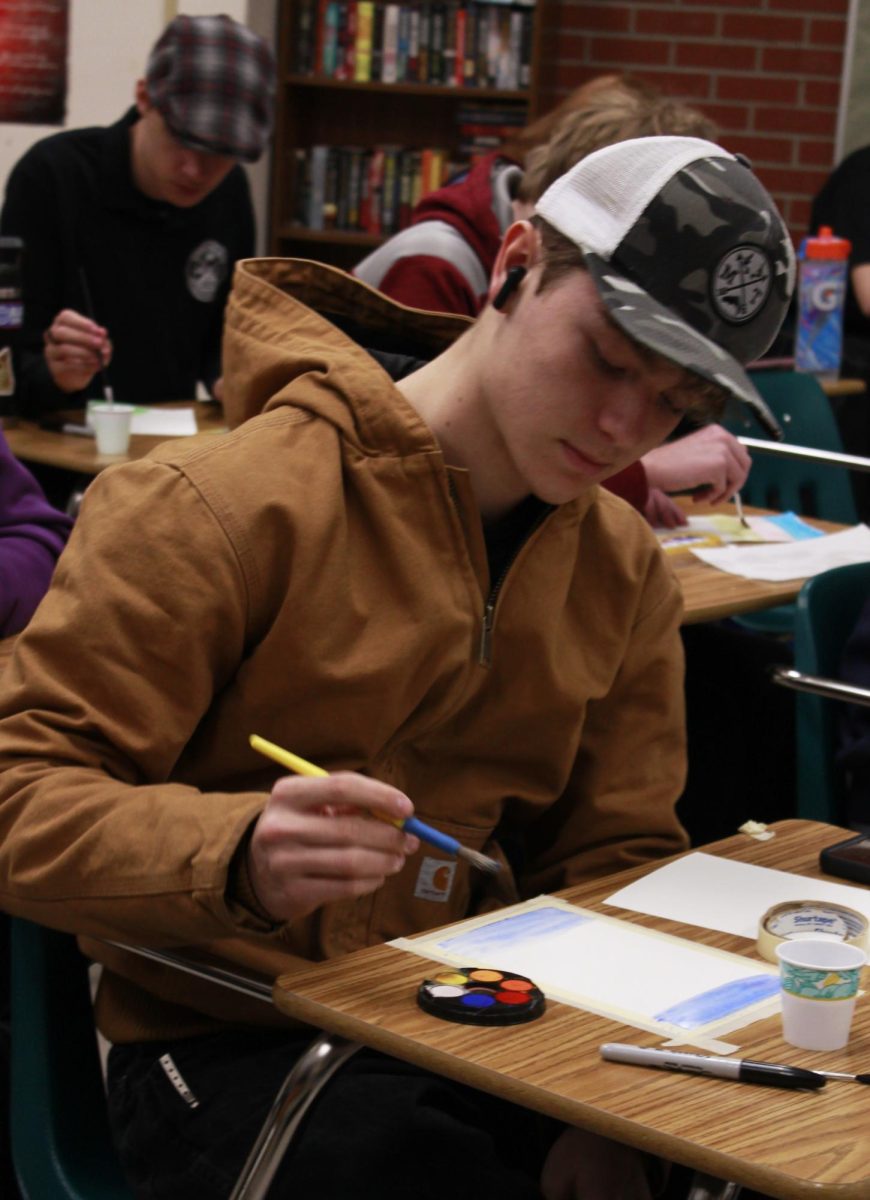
765, 512, 824, 540
654, 974, 780, 1030
436, 907, 591, 958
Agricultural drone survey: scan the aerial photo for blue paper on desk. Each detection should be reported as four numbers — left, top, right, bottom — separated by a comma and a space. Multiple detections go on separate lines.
762, 511, 824, 540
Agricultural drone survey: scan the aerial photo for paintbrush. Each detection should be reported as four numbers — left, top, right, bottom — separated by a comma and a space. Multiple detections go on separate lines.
78, 267, 114, 404
734, 491, 750, 528
811, 1069, 870, 1084
249, 734, 500, 874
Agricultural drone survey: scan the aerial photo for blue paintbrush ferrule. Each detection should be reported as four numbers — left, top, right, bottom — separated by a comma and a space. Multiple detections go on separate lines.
401, 817, 460, 856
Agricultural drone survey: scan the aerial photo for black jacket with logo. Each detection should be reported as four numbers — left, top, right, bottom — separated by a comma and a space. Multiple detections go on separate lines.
0, 108, 254, 415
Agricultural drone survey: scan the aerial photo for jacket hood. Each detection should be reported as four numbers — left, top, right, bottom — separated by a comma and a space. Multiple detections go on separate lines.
221, 257, 472, 431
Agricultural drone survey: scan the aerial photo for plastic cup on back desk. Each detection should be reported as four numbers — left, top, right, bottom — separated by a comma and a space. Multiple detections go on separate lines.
89, 402, 134, 456
776, 937, 866, 1050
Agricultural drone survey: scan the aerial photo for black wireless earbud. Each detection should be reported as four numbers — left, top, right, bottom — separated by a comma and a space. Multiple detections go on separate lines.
492, 266, 527, 311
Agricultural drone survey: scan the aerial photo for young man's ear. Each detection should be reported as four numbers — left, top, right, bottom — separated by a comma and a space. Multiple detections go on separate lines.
488, 219, 538, 311
134, 79, 151, 116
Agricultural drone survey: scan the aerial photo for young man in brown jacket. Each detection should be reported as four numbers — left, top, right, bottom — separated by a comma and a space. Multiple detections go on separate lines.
0, 137, 792, 1198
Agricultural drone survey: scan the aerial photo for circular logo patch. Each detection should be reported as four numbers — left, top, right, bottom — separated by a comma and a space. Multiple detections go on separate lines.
712, 245, 772, 324
186, 239, 229, 303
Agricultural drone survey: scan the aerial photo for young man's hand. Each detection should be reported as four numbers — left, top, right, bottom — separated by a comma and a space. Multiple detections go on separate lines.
641, 424, 751, 507
245, 772, 420, 923
643, 487, 687, 529
43, 308, 113, 393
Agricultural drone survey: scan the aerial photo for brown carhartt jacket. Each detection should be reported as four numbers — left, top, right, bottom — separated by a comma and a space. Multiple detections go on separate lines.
0, 259, 688, 1043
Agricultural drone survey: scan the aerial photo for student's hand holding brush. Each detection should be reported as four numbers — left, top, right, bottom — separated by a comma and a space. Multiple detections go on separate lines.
43, 307, 113, 393
244, 767, 420, 923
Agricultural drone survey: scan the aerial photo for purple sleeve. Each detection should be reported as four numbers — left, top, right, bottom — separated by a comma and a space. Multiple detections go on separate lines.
0, 433, 73, 635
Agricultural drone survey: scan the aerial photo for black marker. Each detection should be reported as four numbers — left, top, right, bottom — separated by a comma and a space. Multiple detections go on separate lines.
600, 1042, 826, 1090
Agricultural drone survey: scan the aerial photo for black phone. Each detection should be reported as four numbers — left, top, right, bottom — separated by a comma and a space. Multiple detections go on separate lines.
819, 834, 870, 885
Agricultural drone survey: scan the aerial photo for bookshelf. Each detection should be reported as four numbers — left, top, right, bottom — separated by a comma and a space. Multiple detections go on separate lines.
268, 0, 554, 270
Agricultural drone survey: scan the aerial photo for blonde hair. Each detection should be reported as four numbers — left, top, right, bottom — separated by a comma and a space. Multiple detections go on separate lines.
510, 75, 718, 205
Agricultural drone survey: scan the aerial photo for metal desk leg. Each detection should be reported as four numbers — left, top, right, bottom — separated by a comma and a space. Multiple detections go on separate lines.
686, 1171, 742, 1200
228, 1032, 361, 1200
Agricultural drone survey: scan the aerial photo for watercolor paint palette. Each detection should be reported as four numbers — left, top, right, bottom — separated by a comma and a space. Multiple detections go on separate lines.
417, 966, 545, 1026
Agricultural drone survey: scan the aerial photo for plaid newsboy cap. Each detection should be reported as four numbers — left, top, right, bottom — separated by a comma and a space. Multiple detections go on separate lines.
145, 14, 276, 163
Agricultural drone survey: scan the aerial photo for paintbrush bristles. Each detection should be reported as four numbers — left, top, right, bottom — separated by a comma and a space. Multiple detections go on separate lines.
734, 492, 749, 528
817, 1069, 870, 1083
456, 845, 501, 874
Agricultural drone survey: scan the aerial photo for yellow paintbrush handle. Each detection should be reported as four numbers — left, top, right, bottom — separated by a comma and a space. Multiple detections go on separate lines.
249, 734, 404, 830
250, 734, 328, 779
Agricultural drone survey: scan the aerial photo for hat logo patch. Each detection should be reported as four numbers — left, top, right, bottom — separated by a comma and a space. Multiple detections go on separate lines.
712, 245, 772, 324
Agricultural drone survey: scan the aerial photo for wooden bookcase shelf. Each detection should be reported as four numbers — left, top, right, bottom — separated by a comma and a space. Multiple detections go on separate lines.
268, 0, 552, 271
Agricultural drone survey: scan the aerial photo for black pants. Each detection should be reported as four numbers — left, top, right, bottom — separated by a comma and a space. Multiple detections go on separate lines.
107, 1028, 558, 1199
678, 622, 796, 846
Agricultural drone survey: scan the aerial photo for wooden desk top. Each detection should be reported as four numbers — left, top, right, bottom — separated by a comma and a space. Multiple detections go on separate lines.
673, 501, 847, 624
821, 378, 866, 398
3, 402, 227, 475
273, 820, 870, 1200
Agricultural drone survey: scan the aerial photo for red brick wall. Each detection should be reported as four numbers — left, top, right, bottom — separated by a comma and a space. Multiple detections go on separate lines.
541, 0, 851, 239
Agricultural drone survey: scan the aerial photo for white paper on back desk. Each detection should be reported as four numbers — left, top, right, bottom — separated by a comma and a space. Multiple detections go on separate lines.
604, 851, 870, 937
691, 523, 870, 582
130, 407, 198, 437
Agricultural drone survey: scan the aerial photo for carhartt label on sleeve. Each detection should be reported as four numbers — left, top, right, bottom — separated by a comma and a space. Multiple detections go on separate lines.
414, 856, 456, 901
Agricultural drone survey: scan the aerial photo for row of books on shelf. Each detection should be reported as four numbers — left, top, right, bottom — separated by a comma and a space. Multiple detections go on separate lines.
292, 0, 535, 89
295, 144, 464, 235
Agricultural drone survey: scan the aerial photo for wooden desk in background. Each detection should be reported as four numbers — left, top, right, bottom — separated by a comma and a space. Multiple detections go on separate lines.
673, 500, 847, 624
273, 820, 868, 1200
3, 402, 227, 476
821, 377, 866, 398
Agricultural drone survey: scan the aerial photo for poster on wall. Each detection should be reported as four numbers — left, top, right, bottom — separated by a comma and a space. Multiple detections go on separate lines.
0, 0, 67, 125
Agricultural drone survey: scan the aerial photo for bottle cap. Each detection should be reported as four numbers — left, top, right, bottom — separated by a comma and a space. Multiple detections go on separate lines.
804, 226, 851, 260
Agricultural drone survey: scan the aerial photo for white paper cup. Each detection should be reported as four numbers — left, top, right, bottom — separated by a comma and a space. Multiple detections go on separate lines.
776, 938, 866, 1050
90, 402, 134, 455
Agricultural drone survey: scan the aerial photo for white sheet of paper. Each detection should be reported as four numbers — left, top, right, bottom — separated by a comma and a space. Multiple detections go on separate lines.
691, 523, 870, 581
604, 851, 870, 938
392, 895, 779, 1048
130, 407, 198, 437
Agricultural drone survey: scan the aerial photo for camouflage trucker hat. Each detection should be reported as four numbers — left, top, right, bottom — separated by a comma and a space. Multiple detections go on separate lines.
535, 136, 795, 436
145, 14, 275, 163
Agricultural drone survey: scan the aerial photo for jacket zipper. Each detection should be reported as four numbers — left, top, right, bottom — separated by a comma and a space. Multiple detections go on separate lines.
478, 507, 551, 667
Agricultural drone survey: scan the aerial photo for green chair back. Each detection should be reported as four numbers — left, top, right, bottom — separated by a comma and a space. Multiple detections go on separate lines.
724, 371, 859, 635
10, 917, 132, 1199
734, 371, 859, 525
792, 561, 870, 820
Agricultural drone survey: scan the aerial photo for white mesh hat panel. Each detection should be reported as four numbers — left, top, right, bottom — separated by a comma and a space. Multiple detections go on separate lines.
534, 136, 734, 257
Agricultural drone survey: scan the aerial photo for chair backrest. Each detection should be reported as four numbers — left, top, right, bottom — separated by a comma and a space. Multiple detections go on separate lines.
729, 371, 859, 524
9, 917, 132, 1199
792, 561, 870, 820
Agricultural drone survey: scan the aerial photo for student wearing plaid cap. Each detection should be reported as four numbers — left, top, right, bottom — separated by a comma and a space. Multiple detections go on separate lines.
0, 14, 275, 417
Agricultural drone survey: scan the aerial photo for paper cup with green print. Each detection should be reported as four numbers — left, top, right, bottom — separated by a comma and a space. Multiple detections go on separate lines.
776, 937, 866, 1050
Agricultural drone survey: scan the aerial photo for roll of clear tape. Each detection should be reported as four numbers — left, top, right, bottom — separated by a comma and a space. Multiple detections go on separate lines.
757, 900, 870, 963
